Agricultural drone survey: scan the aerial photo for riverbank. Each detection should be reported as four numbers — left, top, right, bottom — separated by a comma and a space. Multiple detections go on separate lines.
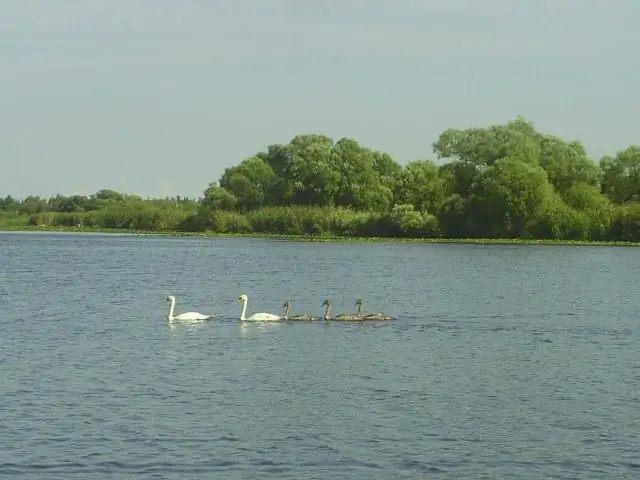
2, 224, 639, 247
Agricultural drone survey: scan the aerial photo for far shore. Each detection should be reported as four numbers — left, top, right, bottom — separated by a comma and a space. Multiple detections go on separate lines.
1, 225, 639, 247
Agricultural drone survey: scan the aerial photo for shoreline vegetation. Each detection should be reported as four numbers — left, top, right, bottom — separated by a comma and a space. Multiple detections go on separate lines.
1, 224, 639, 247
2, 117, 640, 247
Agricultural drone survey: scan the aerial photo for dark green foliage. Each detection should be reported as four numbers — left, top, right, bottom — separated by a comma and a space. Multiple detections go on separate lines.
2, 117, 640, 241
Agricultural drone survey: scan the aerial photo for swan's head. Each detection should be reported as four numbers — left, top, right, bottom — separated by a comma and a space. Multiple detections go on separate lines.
166, 295, 175, 302
355, 299, 363, 306
237, 294, 248, 302
321, 299, 330, 307
282, 300, 290, 308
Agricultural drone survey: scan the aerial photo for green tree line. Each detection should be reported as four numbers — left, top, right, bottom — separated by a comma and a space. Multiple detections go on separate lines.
2, 117, 640, 241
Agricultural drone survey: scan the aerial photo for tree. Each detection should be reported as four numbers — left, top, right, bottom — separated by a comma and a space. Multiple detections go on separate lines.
18, 196, 49, 215
371, 151, 402, 193
600, 146, 640, 204
331, 137, 392, 211
219, 156, 278, 210
0, 195, 18, 212
201, 183, 237, 210
464, 158, 556, 238
432, 120, 541, 167
394, 160, 448, 214
280, 134, 338, 206
538, 135, 601, 195
562, 183, 615, 239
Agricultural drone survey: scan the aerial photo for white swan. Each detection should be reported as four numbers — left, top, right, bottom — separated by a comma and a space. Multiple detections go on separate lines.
237, 294, 281, 321
166, 295, 212, 321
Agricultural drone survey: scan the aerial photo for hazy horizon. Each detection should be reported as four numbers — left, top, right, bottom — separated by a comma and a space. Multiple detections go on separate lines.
2, 0, 639, 200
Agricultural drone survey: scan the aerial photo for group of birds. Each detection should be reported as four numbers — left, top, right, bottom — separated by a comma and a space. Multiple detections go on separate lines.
166, 294, 393, 323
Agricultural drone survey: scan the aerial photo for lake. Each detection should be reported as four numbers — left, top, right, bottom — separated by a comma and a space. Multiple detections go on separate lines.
0, 232, 638, 479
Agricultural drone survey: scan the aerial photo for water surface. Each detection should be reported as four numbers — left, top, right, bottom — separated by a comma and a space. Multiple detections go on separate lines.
1, 232, 638, 479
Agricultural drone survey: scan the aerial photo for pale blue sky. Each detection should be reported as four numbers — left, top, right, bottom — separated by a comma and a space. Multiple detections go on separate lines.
2, 0, 639, 199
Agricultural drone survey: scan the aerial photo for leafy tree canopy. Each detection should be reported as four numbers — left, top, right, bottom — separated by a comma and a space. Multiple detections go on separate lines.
3, 117, 640, 242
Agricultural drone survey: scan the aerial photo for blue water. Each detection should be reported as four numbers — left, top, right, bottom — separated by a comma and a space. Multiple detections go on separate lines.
1, 232, 639, 479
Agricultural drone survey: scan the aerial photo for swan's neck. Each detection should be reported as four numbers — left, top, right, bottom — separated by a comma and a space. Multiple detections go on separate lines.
356, 303, 362, 316
240, 298, 247, 320
283, 304, 290, 319
168, 298, 176, 320
324, 303, 331, 320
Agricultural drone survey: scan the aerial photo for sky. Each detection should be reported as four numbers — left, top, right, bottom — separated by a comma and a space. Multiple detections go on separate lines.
1, 0, 639, 200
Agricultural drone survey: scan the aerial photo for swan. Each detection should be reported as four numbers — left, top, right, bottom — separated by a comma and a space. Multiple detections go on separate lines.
321, 299, 392, 321
355, 299, 392, 320
282, 300, 321, 321
166, 295, 212, 321
237, 294, 281, 321
320, 299, 362, 321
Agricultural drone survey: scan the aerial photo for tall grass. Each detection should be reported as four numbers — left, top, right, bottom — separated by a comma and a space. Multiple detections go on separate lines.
2, 202, 640, 242
184, 205, 439, 238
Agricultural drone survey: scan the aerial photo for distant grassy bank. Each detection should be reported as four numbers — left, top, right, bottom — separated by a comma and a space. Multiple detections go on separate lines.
2, 217, 638, 247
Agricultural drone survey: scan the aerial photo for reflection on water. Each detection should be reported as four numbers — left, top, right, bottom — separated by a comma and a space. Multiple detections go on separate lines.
237, 321, 285, 337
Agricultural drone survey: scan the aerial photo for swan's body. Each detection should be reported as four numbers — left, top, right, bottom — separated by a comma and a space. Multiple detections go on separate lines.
237, 294, 281, 321
321, 299, 392, 321
360, 313, 392, 320
355, 299, 392, 321
321, 299, 362, 321
166, 295, 212, 321
282, 300, 321, 321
